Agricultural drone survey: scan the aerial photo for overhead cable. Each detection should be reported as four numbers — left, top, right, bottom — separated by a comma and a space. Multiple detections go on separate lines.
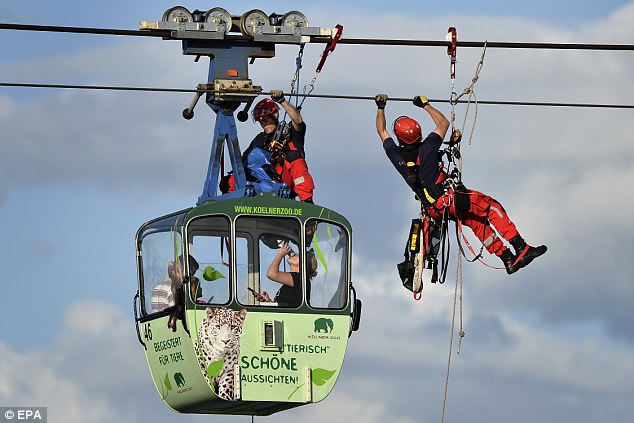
1, 23, 633, 51
2, 82, 632, 109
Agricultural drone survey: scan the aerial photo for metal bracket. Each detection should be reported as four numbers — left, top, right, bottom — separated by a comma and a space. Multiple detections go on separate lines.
140, 20, 225, 38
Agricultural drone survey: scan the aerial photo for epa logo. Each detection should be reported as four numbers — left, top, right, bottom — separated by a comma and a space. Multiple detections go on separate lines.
2, 408, 46, 422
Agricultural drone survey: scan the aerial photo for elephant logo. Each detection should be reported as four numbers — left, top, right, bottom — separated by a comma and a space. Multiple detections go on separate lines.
174, 372, 186, 388
314, 318, 334, 333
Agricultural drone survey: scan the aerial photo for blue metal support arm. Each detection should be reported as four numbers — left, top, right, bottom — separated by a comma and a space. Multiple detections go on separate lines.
197, 110, 248, 204
182, 39, 289, 204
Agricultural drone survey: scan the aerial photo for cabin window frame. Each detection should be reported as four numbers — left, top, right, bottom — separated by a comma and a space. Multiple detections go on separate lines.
136, 210, 189, 317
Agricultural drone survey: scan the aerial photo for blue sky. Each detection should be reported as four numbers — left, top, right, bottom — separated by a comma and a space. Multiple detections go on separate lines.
1, 1, 633, 422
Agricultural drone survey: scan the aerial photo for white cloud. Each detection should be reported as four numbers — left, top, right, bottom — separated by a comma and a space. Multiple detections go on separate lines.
0, 302, 141, 423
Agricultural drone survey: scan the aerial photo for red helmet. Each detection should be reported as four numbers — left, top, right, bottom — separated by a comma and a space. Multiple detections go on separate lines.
252, 98, 280, 122
393, 116, 422, 144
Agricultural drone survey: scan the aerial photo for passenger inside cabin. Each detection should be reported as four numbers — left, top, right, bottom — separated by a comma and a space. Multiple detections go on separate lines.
151, 254, 200, 313
254, 241, 317, 307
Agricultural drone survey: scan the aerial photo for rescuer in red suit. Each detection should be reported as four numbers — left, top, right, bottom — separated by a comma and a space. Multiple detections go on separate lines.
243, 91, 315, 203
374, 93, 546, 274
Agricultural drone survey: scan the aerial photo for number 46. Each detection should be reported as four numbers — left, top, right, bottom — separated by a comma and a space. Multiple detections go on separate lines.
144, 323, 152, 341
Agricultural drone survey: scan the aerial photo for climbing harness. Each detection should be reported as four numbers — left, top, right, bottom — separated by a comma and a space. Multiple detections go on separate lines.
268, 121, 292, 163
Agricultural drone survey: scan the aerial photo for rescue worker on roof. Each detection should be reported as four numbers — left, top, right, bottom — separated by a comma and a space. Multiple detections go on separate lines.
374, 93, 546, 274
243, 90, 315, 203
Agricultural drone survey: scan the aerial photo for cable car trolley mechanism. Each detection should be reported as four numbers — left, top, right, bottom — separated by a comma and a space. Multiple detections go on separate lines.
134, 5, 359, 416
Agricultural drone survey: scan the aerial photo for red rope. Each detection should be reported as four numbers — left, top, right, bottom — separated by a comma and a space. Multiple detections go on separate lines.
456, 219, 504, 270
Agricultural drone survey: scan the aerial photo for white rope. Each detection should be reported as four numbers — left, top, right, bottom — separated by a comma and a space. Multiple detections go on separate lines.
449, 41, 488, 179
456, 41, 487, 146
439, 41, 486, 423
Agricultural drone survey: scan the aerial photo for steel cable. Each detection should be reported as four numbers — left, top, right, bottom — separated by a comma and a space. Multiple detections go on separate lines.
2, 22, 633, 51
2, 82, 632, 109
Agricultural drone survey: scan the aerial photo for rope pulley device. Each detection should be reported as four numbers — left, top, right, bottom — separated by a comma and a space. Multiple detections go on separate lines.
445, 26, 463, 163
446, 27, 457, 100
140, 7, 343, 204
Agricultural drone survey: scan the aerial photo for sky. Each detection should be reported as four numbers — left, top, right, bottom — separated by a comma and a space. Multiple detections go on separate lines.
1, 1, 633, 422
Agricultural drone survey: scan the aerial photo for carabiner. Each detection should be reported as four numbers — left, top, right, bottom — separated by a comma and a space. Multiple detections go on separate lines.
447, 27, 457, 80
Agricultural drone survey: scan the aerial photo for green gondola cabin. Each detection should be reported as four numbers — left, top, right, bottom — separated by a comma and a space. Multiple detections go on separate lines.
135, 193, 360, 415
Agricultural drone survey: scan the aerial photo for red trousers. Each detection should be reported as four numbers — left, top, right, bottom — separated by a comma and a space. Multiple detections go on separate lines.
276, 158, 315, 201
426, 188, 519, 256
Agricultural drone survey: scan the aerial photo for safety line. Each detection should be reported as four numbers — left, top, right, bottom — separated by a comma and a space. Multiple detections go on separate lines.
2, 82, 632, 109
1, 23, 633, 51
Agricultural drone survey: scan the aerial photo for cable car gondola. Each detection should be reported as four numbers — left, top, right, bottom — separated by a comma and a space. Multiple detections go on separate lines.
135, 193, 360, 415
133, 6, 359, 416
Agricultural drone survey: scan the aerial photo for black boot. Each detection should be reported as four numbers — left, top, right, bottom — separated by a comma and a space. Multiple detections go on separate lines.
510, 236, 547, 269
500, 249, 521, 275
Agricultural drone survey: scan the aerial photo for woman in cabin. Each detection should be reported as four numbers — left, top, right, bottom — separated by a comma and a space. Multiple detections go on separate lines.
256, 241, 318, 307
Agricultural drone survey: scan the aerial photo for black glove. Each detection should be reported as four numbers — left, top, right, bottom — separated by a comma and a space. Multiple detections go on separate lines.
413, 95, 430, 108
375, 94, 388, 109
270, 90, 285, 103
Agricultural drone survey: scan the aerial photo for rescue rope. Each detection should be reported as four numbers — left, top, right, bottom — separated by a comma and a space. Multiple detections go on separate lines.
456, 42, 487, 147
445, 35, 507, 273
448, 38, 488, 182
440, 252, 465, 423
455, 218, 503, 269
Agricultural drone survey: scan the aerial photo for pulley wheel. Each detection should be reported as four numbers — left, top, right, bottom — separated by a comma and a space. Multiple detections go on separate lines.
281, 11, 309, 29
239, 9, 270, 37
162, 6, 194, 23
205, 7, 232, 34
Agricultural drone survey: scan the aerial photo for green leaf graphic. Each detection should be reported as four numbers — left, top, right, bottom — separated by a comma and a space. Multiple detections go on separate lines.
312, 368, 336, 386
164, 373, 172, 391
207, 358, 225, 378
202, 266, 225, 282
